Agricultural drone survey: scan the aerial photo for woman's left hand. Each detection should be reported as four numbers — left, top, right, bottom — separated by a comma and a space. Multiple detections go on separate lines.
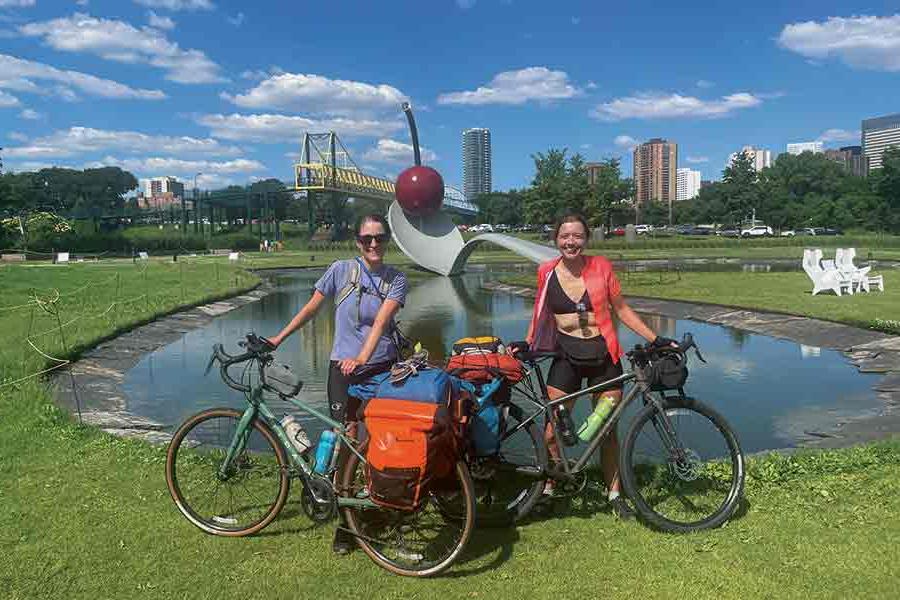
339, 358, 362, 376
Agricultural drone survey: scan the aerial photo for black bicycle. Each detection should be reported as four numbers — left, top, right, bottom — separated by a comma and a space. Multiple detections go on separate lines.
471, 333, 745, 532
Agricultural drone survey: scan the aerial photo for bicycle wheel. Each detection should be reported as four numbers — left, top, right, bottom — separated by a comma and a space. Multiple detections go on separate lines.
621, 397, 744, 533
166, 408, 290, 537
470, 404, 548, 525
339, 441, 476, 577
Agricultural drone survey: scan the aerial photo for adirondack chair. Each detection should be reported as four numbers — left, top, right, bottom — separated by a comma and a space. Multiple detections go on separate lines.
802, 249, 853, 296
834, 248, 870, 292
839, 248, 884, 292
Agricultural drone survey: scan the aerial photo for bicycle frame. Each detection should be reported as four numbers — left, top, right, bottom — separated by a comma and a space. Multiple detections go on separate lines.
221, 377, 375, 510
507, 357, 684, 479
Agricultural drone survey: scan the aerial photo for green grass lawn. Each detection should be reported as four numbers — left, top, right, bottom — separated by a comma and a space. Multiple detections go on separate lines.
499, 270, 900, 334
1, 253, 899, 598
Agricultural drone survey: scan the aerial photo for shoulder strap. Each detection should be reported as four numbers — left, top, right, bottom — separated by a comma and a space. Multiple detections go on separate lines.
335, 260, 361, 307
355, 257, 392, 301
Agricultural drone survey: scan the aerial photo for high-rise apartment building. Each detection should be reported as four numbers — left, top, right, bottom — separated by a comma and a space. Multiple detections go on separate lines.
823, 146, 868, 177
786, 141, 824, 155
676, 168, 702, 201
633, 138, 677, 205
140, 176, 185, 199
728, 145, 771, 172
462, 128, 491, 201
862, 113, 900, 171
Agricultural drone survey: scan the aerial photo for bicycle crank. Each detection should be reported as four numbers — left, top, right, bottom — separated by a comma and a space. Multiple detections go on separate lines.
301, 478, 336, 523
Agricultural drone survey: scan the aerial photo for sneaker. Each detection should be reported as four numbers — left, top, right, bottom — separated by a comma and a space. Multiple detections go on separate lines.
332, 527, 354, 555
610, 497, 634, 521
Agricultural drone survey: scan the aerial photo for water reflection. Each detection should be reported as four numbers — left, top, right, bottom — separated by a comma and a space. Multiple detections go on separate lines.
123, 265, 879, 453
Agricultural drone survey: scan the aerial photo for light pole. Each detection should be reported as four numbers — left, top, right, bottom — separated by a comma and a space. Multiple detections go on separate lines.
193, 172, 202, 235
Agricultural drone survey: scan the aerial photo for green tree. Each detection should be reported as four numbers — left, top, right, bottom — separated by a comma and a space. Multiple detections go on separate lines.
523, 149, 568, 224
874, 146, 900, 232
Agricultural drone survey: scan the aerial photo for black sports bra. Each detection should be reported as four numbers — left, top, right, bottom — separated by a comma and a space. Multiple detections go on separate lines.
547, 270, 592, 314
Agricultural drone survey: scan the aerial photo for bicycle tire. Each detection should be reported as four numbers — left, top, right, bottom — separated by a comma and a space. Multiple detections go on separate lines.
339, 441, 476, 577
166, 408, 290, 537
620, 397, 744, 533
472, 404, 548, 525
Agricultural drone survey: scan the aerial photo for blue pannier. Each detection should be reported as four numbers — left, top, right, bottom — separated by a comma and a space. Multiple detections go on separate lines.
469, 379, 504, 456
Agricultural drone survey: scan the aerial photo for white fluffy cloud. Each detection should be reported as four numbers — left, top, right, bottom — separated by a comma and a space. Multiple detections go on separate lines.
778, 15, 900, 71
147, 11, 176, 30
362, 139, 437, 165
686, 156, 710, 164
0, 1, 36, 7
591, 92, 761, 121
227, 12, 244, 26
613, 135, 637, 149
223, 73, 407, 116
19, 108, 42, 120
7, 131, 28, 141
197, 113, 403, 143
19, 13, 224, 84
133, 0, 214, 10
4, 126, 241, 159
84, 156, 265, 187
437, 67, 580, 105
0, 54, 165, 100
0, 90, 20, 107
817, 128, 860, 143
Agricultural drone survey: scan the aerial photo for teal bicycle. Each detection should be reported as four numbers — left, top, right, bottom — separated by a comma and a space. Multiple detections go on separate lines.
165, 334, 476, 577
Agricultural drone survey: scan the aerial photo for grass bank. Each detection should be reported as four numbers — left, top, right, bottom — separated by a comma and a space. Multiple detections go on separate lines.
500, 270, 900, 334
1, 254, 898, 598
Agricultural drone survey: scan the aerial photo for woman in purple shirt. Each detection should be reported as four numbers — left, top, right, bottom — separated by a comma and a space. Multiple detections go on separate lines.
268, 213, 408, 553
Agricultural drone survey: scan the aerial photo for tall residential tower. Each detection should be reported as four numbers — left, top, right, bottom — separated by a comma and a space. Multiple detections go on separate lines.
862, 113, 900, 171
633, 138, 677, 205
462, 128, 492, 201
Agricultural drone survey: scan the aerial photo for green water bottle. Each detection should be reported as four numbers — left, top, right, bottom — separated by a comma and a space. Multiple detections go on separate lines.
577, 397, 615, 442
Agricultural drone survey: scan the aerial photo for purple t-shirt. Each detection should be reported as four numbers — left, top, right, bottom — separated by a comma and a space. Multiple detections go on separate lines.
315, 259, 408, 363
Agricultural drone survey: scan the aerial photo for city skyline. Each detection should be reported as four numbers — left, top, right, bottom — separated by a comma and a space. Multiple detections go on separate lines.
0, 3, 898, 192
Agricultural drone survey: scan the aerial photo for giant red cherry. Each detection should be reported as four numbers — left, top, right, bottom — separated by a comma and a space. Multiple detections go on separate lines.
395, 165, 444, 217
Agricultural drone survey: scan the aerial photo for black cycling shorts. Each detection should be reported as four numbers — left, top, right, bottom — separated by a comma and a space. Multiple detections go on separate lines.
326, 360, 393, 422
547, 335, 623, 394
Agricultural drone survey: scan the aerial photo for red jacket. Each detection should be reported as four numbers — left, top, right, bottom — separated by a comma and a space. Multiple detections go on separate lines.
527, 255, 624, 364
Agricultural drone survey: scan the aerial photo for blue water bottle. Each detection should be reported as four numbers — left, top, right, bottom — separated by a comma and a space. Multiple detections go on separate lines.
314, 430, 337, 474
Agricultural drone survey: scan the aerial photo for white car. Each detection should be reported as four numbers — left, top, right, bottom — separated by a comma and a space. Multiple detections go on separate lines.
780, 229, 796, 237
741, 225, 773, 237
634, 224, 650, 235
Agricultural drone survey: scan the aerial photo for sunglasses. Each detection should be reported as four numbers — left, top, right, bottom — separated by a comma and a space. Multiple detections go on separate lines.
356, 234, 389, 246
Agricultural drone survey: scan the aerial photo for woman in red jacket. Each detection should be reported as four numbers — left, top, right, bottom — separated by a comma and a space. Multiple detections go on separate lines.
523, 213, 673, 519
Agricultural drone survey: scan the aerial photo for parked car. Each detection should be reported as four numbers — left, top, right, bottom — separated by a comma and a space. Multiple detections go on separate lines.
494, 223, 511, 232
469, 223, 495, 233
718, 228, 741, 238
674, 224, 695, 235
690, 225, 716, 236
780, 229, 796, 237
813, 227, 843, 236
611, 226, 626, 236
634, 224, 650, 235
741, 225, 773, 237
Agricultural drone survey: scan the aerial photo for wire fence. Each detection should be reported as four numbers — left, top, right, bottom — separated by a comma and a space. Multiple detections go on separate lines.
0, 256, 259, 422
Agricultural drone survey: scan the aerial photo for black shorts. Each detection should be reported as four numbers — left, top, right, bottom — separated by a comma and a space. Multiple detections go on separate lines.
326, 360, 393, 422
547, 335, 623, 394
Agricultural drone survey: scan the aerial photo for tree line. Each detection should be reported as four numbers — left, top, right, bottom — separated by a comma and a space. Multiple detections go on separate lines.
474, 146, 900, 233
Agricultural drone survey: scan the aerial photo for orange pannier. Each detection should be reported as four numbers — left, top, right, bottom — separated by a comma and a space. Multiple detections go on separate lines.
363, 398, 457, 510
445, 352, 525, 384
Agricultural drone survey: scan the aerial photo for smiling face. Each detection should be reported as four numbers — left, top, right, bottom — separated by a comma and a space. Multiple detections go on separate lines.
556, 220, 588, 260
355, 218, 389, 265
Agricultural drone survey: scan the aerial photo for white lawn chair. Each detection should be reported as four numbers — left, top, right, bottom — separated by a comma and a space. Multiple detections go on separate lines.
841, 248, 883, 292
802, 249, 853, 296
834, 248, 868, 292
56, 252, 70, 264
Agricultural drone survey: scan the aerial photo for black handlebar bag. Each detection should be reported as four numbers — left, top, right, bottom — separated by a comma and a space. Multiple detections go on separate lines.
651, 352, 688, 391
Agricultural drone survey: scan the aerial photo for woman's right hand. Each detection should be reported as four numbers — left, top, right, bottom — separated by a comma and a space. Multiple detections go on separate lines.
266, 334, 283, 349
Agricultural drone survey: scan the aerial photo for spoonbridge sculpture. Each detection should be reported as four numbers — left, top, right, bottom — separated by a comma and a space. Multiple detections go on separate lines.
389, 103, 556, 276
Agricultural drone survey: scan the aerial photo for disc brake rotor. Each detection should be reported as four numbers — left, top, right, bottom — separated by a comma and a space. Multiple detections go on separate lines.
668, 448, 702, 482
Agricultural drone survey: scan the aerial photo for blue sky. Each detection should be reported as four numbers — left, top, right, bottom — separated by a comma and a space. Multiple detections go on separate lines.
1, 1, 899, 191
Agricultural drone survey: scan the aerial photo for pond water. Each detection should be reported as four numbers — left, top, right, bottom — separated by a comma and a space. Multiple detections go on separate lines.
123, 265, 881, 454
